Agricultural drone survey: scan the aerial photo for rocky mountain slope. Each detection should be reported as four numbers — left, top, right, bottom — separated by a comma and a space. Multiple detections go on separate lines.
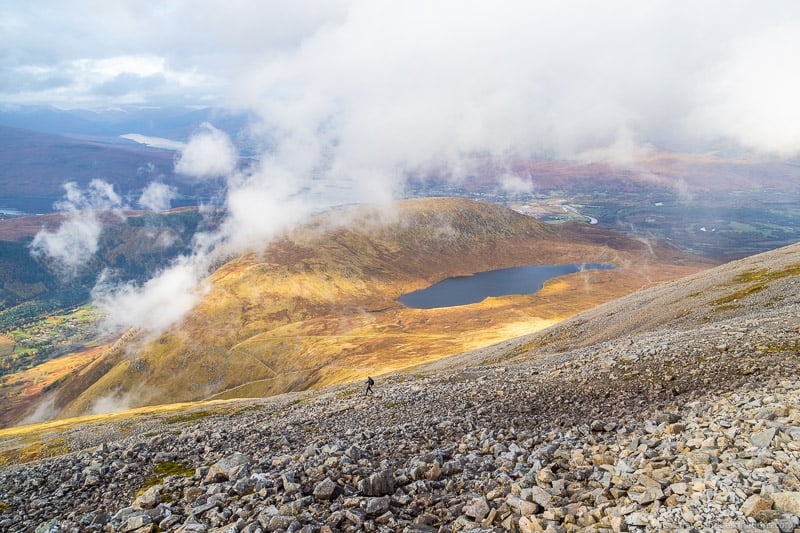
0, 241, 798, 532
29, 197, 709, 425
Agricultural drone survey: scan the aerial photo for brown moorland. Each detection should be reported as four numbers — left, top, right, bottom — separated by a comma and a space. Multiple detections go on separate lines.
9, 198, 715, 426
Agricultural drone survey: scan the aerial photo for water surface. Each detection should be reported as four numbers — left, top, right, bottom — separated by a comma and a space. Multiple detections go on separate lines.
399, 263, 615, 309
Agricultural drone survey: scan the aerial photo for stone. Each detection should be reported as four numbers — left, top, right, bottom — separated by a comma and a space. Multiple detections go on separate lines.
655, 412, 680, 424
365, 496, 390, 516
313, 477, 340, 500
637, 486, 664, 505
669, 482, 688, 495
752, 509, 783, 523
267, 515, 294, 531
358, 469, 395, 496
204, 453, 251, 484
771, 492, 800, 515
529, 486, 554, 508
344, 508, 365, 528
741, 494, 773, 517
519, 515, 545, 532
463, 497, 490, 521
34, 520, 61, 533
175, 518, 208, 533
123, 513, 153, 532
625, 512, 648, 527
751, 428, 777, 449
609, 515, 626, 532
133, 485, 162, 510
518, 499, 539, 516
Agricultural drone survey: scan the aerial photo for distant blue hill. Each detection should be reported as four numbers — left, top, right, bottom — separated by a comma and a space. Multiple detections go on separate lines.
0, 125, 226, 214
0, 104, 253, 142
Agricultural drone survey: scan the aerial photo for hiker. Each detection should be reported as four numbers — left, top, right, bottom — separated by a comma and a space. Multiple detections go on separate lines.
365, 376, 375, 396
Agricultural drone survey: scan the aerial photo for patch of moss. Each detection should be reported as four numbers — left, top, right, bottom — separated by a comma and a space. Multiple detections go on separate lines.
0, 501, 7, 512
153, 461, 195, 477
232, 404, 264, 415
760, 342, 800, 353
40, 437, 69, 459
165, 410, 212, 424
712, 283, 768, 307
385, 401, 407, 409
0, 437, 68, 466
733, 269, 767, 283
713, 264, 800, 308
137, 461, 194, 495
17, 442, 43, 463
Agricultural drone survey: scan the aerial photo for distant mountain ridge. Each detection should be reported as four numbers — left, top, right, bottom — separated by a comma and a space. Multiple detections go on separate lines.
0, 125, 224, 213
0, 105, 250, 141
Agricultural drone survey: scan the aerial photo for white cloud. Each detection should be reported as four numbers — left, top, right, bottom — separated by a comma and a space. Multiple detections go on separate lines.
56, 179, 123, 211
138, 181, 177, 211
12, 0, 800, 337
3, 1, 798, 157
693, 22, 800, 156
30, 216, 103, 276
92, 256, 210, 334
175, 123, 238, 178
29, 180, 125, 278
499, 174, 534, 196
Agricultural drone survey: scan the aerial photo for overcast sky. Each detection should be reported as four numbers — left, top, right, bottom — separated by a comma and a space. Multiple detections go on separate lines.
9, 0, 800, 335
2, 0, 799, 158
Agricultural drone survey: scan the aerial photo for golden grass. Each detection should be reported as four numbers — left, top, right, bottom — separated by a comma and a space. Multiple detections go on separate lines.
0, 335, 13, 357
712, 264, 800, 308
0, 400, 237, 440
4, 198, 714, 426
0, 345, 108, 427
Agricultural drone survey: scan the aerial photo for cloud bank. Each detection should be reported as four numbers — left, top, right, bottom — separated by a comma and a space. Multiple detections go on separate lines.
92, 255, 211, 335
175, 123, 238, 179
13, 1, 800, 337
29, 180, 125, 278
138, 182, 177, 211
4, 1, 799, 158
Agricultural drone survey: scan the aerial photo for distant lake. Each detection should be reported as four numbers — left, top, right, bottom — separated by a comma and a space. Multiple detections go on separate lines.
399, 263, 615, 309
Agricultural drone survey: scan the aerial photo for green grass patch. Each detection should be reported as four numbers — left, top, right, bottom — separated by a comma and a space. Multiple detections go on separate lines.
137, 461, 195, 495
760, 342, 800, 353
713, 264, 800, 308
712, 283, 768, 307
385, 401, 407, 409
165, 410, 213, 425
154, 461, 195, 477
0, 501, 7, 512
733, 269, 769, 283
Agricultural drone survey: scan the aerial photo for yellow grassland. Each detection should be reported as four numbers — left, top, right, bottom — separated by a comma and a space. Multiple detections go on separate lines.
2, 198, 714, 426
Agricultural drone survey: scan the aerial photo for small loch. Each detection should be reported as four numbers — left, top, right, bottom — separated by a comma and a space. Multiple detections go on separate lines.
398, 263, 615, 309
